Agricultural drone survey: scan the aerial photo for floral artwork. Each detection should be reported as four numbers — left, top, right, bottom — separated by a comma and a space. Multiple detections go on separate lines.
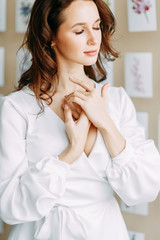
0, 0, 6, 32
0, 47, 5, 87
16, 0, 35, 33
131, 57, 144, 93
132, 0, 152, 22
125, 53, 152, 98
128, 0, 157, 32
19, 1, 33, 25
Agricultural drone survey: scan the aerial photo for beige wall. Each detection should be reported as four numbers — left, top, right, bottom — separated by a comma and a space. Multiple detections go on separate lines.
0, 0, 160, 239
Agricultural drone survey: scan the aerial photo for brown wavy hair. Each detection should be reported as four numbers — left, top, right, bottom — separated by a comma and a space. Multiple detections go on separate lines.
17, 0, 119, 108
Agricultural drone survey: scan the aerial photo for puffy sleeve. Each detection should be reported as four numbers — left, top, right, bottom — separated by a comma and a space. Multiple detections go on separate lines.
106, 87, 160, 206
0, 97, 71, 225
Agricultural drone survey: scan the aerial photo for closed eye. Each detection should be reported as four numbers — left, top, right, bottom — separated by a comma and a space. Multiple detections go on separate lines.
75, 30, 84, 35
93, 26, 101, 30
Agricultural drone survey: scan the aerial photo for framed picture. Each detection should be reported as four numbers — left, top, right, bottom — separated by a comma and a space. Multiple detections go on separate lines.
16, 0, 35, 33
0, 47, 5, 87
128, 0, 157, 32
125, 52, 152, 98
0, 0, 7, 32
128, 231, 145, 240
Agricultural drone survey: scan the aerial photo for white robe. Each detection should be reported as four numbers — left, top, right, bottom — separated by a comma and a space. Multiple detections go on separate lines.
0, 83, 160, 240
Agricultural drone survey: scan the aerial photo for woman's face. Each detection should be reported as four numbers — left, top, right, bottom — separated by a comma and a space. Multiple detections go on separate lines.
52, 0, 102, 67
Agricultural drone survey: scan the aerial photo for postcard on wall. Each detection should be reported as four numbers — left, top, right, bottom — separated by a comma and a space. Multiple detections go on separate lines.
121, 201, 148, 216
128, 0, 157, 32
16, 0, 35, 33
0, 47, 5, 87
0, 219, 3, 234
128, 230, 145, 240
16, 48, 32, 84
125, 52, 152, 98
136, 112, 148, 139
0, 0, 6, 32
103, 0, 115, 14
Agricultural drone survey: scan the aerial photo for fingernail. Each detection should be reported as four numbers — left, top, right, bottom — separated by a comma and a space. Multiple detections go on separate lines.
69, 76, 73, 80
64, 104, 69, 110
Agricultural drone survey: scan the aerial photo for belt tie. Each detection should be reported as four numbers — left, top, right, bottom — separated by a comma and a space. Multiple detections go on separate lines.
34, 204, 88, 240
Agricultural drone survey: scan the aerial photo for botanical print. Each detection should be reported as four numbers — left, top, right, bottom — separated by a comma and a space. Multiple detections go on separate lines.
0, 0, 6, 32
16, 0, 35, 33
131, 57, 144, 93
128, 231, 145, 240
132, 0, 152, 22
125, 52, 152, 98
16, 48, 32, 83
0, 47, 5, 87
128, 0, 157, 32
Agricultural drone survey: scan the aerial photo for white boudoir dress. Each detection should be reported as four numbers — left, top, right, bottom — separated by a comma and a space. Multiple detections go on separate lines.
0, 83, 160, 240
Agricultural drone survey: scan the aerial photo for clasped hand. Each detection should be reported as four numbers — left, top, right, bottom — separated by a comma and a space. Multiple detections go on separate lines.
65, 77, 110, 130
61, 77, 110, 160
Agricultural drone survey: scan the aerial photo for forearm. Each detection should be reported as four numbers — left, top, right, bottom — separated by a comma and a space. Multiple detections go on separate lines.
99, 116, 126, 158
59, 143, 82, 164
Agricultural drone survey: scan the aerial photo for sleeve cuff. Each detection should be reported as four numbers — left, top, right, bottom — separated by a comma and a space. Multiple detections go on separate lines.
35, 155, 71, 177
111, 141, 135, 167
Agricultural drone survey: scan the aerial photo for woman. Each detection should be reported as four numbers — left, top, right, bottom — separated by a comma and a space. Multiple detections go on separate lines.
0, 0, 160, 239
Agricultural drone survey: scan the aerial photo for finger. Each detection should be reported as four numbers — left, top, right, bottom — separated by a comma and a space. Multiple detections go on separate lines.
74, 103, 82, 114
63, 104, 73, 124
69, 76, 95, 92
78, 111, 91, 128
66, 96, 85, 110
72, 110, 80, 120
65, 90, 88, 102
101, 83, 110, 100
62, 100, 81, 119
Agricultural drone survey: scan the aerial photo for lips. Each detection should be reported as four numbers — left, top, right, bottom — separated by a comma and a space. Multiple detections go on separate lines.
84, 50, 97, 53
84, 50, 97, 56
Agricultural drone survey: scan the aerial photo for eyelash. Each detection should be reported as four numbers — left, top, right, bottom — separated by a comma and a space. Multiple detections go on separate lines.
75, 26, 101, 35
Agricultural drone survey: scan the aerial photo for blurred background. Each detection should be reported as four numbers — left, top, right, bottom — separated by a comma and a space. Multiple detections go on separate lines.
0, 0, 160, 239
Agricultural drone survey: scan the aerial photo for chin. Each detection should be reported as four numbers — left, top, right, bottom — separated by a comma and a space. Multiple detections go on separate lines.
83, 58, 98, 66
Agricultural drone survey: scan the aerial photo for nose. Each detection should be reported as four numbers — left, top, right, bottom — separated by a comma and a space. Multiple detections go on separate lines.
87, 30, 98, 45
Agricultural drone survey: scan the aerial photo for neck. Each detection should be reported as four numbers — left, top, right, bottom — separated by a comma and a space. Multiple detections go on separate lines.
55, 64, 92, 93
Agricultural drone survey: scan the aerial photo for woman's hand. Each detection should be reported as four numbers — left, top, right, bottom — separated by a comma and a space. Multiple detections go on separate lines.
64, 77, 126, 158
59, 104, 91, 164
64, 77, 110, 131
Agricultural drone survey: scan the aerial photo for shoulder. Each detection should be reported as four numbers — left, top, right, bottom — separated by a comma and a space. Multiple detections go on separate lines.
0, 86, 41, 119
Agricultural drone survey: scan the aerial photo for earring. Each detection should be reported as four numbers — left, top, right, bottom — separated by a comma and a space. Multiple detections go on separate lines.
51, 41, 55, 49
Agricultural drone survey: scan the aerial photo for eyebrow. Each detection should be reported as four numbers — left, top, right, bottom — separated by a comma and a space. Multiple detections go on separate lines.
71, 18, 101, 28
